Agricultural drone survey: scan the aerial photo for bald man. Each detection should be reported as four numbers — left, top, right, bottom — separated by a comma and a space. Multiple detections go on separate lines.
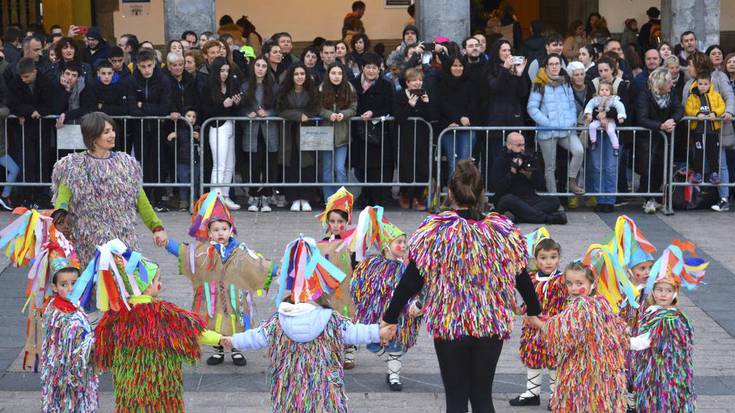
490, 132, 567, 224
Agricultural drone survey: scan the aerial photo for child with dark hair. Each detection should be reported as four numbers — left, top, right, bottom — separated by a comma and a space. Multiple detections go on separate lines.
166, 107, 200, 210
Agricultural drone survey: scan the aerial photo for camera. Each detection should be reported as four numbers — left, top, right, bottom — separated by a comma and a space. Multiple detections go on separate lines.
512, 151, 535, 172
421, 42, 436, 52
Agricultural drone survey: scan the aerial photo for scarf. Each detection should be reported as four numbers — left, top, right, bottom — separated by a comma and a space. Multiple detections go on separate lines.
653, 90, 671, 109
533, 68, 565, 89
68, 76, 86, 111
360, 73, 374, 93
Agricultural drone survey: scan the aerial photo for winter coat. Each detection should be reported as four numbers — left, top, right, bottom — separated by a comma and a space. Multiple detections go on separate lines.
241, 79, 281, 153
527, 74, 577, 140
318, 83, 357, 149
7, 73, 57, 117
277, 88, 319, 168
487, 66, 530, 126
684, 83, 726, 130
90, 75, 128, 116
636, 89, 684, 131
683, 69, 735, 147
125, 67, 172, 116
349, 75, 394, 169
438, 74, 475, 130
165, 70, 199, 114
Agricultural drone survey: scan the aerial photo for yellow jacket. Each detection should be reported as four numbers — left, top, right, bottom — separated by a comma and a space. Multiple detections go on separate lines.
685, 83, 726, 130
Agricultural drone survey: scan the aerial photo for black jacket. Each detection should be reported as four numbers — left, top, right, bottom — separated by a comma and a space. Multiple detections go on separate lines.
438, 74, 475, 129
350, 76, 393, 118
89, 76, 128, 116
464, 60, 489, 125
126, 67, 172, 116
164, 70, 199, 114
490, 150, 545, 201
636, 89, 684, 131
83, 41, 110, 69
487, 67, 530, 126
7, 73, 58, 117
56, 79, 96, 121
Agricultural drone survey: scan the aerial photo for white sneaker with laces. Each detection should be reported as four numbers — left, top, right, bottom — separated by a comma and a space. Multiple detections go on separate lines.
300, 200, 312, 212
290, 200, 300, 211
223, 197, 241, 210
260, 196, 272, 212
712, 198, 730, 212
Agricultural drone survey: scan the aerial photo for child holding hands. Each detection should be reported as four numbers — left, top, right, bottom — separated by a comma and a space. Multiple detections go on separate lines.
584, 80, 627, 155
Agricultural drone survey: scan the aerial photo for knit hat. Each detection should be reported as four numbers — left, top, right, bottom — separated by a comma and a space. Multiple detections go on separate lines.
68, 239, 160, 312
645, 240, 707, 295
403, 24, 419, 39
273, 236, 347, 305
348, 206, 406, 262
317, 186, 354, 226
646, 7, 661, 18
434, 35, 450, 44
86, 27, 103, 41
566, 61, 585, 74
189, 192, 236, 241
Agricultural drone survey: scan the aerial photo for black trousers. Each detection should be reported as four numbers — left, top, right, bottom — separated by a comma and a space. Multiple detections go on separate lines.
495, 193, 560, 224
434, 335, 504, 413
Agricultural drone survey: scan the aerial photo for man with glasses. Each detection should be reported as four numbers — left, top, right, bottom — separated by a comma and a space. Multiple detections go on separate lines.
491, 132, 567, 224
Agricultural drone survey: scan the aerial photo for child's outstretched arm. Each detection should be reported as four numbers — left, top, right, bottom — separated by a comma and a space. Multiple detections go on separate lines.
342, 322, 380, 346
231, 327, 269, 351
166, 238, 181, 257
198, 329, 223, 346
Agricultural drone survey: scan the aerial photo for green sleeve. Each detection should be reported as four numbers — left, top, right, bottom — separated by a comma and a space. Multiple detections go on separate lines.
198, 329, 222, 346
136, 189, 164, 232
55, 183, 72, 210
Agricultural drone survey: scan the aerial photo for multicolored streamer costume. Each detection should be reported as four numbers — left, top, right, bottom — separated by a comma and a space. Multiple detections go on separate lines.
41, 296, 98, 413
546, 295, 629, 412
351, 255, 421, 350
318, 237, 355, 319
632, 306, 695, 413
409, 211, 527, 340
518, 269, 566, 369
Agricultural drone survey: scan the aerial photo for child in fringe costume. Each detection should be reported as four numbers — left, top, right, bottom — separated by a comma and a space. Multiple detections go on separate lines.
316, 186, 359, 368
41, 241, 99, 412
68, 239, 226, 413
543, 261, 629, 413
227, 236, 380, 413
0, 208, 59, 371
630, 240, 706, 413
511, 227, 567, 408
165, 192, 278, 366
348, 205, 422, 391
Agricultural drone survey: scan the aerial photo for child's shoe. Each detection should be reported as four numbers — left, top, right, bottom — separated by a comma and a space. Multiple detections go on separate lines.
386, 351, 403, 391
343, 345, 356, 370
207, 346, 225, 365
231, 351, 247, 366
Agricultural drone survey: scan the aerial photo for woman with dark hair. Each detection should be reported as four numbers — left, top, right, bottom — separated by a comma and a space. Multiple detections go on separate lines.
52, 112, 167, 263
706, 44, 724, 71
318, 62, 357, 201
336, 40, 359, 79
241, 56, 280, 212
562, 20, 587, 61
201, 57, 242, 210
527, 53, 585, 195
349, 33, 370, 70
485, 39, 530, 172
300, 46, 321, 82
277, 62, 321, 212
585, 12, 603, 37
236, 15, 262, 55
167, 39, 184, 57
51, 37, 92, 81
349, 52, 393, 206
438, 55, 475, 181
380, 159, 542, 412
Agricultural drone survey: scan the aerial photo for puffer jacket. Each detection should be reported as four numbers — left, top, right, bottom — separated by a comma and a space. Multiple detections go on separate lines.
527, 70, 577, 140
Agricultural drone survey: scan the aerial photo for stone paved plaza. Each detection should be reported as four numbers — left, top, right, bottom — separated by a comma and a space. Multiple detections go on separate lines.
0, 208, 734, 412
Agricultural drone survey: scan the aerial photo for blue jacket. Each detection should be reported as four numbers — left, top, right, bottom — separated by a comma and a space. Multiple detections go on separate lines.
232, 303, 379, 349
527, 81, 577, 140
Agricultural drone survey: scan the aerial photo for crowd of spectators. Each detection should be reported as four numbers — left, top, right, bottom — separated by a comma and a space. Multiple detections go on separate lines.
0, 3, 733, 221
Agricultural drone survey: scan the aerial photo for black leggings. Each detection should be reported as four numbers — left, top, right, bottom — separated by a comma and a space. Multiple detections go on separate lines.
433, 335, 503, 413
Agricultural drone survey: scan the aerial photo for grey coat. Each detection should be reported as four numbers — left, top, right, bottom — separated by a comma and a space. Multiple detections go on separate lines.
278, 89, 317, 168
318, 83, 357, 148
241, 80, 282, 152
683, 69, 735, 147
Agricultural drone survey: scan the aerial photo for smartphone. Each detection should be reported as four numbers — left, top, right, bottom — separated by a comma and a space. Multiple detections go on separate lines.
511, 56, 525, 65
76, 26, 89, 36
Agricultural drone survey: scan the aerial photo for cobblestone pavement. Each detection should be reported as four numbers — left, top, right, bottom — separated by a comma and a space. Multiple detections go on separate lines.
0, 208, 734, 412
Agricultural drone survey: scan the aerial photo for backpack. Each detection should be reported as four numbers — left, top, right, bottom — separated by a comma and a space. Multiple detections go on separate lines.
670, 164, 718, 210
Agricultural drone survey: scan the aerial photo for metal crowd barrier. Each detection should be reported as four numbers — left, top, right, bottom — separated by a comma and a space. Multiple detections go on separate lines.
0, 115, 196, 207
436, 125, 673, 214
667, 116, 734, 212
199, 116, 434, 197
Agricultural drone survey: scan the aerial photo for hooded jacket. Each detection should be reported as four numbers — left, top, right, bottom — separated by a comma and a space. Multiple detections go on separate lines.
527, 68, 577, 140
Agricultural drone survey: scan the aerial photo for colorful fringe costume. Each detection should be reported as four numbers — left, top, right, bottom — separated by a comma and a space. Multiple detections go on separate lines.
631, 240, 707, 413
632, 306, 695, 413
52, 152, 143, 263
351, 255, 421, 349
546, 295, 629, 412
41, 296, 98, 413
518, 269, 566, 369
179, 192, 277, 336
68, 239, 222, 413
262, 311, 350, 413
409, 211, 527, 340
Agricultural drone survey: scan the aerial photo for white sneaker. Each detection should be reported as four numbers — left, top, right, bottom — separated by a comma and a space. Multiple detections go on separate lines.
260, 196, 272, 212
223, 197, 241, 210
643, 199, 656, 214
300, 200, 312, 212
290, 200, 300, 211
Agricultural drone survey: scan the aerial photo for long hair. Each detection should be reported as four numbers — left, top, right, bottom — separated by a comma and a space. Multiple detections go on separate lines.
54, 37, 82, 64
207, 57, 238, 103
488, 38, 512, 78
319, 63, 355, 110
244, 56, 276, 110
278, 62, 319, 115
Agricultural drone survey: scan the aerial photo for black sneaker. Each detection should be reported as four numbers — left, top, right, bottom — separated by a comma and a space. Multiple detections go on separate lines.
711, 198, 730, 212
231, 351, 247, 366
154, 205, 170, 213
509, 395, 540, 406
0, 196, 14, 211
206, 346, 225, 365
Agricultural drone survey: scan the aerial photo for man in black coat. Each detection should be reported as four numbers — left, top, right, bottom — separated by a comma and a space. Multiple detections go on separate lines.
491, 132, 567, 224
82, 27, 109, 70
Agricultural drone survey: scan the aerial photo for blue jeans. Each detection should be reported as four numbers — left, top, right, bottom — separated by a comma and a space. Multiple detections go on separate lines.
718, 148, 730, 199
588, 133, 619, 205
319, 145, 348, 200
0, 154, 19, 198
367, 341, 404, 353
441, 130, 475, 180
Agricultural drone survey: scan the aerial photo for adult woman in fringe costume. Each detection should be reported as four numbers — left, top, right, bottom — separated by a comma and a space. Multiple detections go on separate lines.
380, 160, 543, 413
52, 112, 167, 263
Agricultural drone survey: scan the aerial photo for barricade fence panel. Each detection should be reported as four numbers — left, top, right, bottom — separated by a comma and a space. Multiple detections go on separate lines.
0, 115, 195, 208
667, 116, 734, 212
435, 125, 672, 213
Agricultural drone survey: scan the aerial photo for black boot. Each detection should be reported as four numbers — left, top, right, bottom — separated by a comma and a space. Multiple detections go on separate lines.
545, 211, 568, 225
